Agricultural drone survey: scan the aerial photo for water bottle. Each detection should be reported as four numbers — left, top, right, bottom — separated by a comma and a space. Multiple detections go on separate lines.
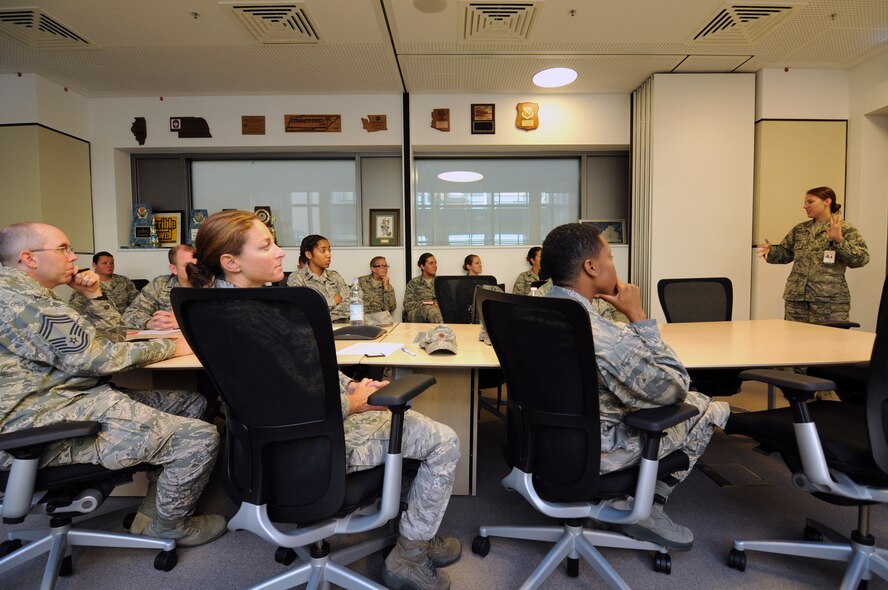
349, 277, 364, 325
529, 286, 542, 297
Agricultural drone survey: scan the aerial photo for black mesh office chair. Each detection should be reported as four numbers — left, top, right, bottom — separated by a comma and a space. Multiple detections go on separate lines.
172, 286, 435, 590
725, 277, 888, 589
132, 278, 150, 291
808, 320, 869, 405
0, 423, 177, 589
434, 275, 498, 324
657, 277, 742, 396
471, 290, 699, 587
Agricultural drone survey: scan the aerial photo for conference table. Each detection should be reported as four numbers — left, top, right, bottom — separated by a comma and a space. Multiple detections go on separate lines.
129, 319, 875, 496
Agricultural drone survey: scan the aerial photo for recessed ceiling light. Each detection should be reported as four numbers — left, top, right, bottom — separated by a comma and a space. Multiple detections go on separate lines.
438, 171, 484, 182
533, 67, 577, 88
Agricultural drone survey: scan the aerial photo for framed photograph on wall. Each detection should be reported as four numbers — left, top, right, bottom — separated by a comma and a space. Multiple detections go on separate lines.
580, 219, 626, 244
369, 209, 400, 246
153, 211, 183, 247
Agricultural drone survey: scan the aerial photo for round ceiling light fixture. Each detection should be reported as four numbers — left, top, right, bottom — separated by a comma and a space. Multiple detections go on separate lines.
438, 171, 484, 182
532, 67, 578, 88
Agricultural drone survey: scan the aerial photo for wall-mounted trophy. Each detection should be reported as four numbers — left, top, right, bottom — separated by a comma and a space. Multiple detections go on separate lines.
130, 204, 154, 247
190, 209, 208, 244
254, 206, 277, 244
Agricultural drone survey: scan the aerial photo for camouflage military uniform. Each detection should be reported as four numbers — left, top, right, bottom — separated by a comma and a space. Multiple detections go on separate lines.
0, 266, 219, 525
359, 274, 396, 325
403, 276, 443, 323
538, 279, 628, 323
337, 373, 459, 541
123, 274, 181, 328
767, 219, 869, 323
511, 269, 540, 296
70, 273, 138, 316
287, 266, 351, 322
548, 285, 730, 482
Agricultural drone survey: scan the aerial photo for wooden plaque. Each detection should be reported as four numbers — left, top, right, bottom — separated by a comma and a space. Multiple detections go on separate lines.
431, 109, 450, 132
361, 114, 387, 132
284, 114, 342, 133
242, 116, 266, 135
471, 104, 495, 134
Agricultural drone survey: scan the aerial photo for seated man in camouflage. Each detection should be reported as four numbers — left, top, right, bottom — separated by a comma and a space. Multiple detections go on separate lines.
541, 222, 730, 551
69, 251, 139, 315
123, 244, 196, 330
0, 223, 225, 547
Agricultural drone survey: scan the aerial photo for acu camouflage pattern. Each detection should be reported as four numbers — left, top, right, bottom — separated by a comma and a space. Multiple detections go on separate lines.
784, 300, 851, 323
547, 285, 729, 482
70, 274, 138, 316
0, 266, 219, 524
767, 219, 869, 305
123, 274, 180, 328
358, 274, 397, 313
287, 267, 351, 322
511, 269, 540, 296
338, 374, 459, 541
537, 279, 628, 323
402, 276, 443, 323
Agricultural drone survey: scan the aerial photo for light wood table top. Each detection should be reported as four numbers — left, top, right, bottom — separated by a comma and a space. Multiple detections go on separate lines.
659, 319, 875, 370
362, 323, 500, 368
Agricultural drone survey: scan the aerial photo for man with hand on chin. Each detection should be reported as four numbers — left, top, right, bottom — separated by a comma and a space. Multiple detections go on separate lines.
124, 244, 197, 330
0, 222, 226, 548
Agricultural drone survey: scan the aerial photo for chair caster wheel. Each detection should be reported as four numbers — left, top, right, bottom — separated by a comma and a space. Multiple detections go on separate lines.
0, 540, 22, 557
154, 549, 177, 571
653, 553, 671, 574
275, 547, 297, 565
566, 557, 580, 577
728, 548, 747, 571
123, 512, 136, 529
804, 525, 824, 542
59, 555, 73, 576
471, 535, 490, 557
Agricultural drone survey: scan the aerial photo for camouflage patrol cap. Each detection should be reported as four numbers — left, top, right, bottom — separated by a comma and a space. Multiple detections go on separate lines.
419, 324, 458, 355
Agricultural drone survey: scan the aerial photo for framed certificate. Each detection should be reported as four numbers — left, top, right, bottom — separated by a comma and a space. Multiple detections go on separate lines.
369, 209, 400, 246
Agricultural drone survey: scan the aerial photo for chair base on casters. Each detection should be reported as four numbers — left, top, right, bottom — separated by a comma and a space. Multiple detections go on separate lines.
728, 513, 888, 590
0, 516, 177, 590
472, 520, 669, 590
250, 533, 398, 590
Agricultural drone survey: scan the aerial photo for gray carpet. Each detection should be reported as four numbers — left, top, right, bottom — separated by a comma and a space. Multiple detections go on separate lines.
2, 418, 887, 589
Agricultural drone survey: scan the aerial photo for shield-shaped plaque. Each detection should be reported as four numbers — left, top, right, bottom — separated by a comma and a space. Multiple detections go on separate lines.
516, 102, 539, 131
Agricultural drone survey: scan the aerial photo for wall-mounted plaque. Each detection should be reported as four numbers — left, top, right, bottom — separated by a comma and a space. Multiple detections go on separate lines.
190, 209, 208, 245
169, 117, 212, 138
361, 114, 387, 132
471, 104, 495, 134
131, 117, 147, 145
130, 204, 154, 247
431, 109, 450, 132
516, 102, 539, 131
284, 114, 342, 132
242, 115, 266, 135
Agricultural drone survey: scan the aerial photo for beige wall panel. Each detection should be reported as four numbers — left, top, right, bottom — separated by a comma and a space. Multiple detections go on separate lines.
37, 126, 93, 252
753, 120, 847, 246
0, 126, 42, 227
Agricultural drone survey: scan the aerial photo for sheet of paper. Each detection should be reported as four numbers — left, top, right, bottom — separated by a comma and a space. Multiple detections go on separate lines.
126, 329, 182, 341
336, 342, 404, 357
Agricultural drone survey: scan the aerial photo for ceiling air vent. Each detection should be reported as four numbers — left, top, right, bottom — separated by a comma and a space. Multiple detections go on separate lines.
0, 8, 93, 49
692, 3, 805, 44
460, 1, 542, 42
225, 2, 320, 44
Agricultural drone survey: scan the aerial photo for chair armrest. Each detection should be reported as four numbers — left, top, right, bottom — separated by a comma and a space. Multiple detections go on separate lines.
368, 374, 436, 407
0, 421, 101, 455
739, 369, 835, 393
623, 403, 699, 433
814, 320, 860, 329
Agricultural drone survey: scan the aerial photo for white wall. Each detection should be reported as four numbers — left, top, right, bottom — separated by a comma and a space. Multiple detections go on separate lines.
756, 68, 850, 121
647, 73, 756, 322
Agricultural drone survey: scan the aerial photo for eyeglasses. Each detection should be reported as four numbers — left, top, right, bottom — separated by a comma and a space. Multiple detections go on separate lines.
30, 245, 75, 255
372, 264, 390, 269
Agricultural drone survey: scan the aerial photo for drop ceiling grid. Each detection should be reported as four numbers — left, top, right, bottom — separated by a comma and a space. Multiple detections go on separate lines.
671, 54, 752, 72
784, 27, 888, 64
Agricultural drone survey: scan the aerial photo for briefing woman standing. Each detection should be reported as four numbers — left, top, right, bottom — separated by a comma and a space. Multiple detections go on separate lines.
758, 186, 869, 323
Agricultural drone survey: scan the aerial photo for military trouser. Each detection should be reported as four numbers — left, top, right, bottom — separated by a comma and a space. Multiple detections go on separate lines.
405, 306, 443, 324
34, 386, 219, 524
784, 300, 850, 324
344, 409, 460, 541
602, 391, 730, 484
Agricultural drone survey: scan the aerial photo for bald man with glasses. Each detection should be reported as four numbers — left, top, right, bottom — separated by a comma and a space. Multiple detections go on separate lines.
359, 255, 397, 325
0, 222, 226, 548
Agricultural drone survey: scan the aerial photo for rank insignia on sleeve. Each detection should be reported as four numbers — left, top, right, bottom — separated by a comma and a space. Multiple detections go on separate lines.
39, 315, 89, 354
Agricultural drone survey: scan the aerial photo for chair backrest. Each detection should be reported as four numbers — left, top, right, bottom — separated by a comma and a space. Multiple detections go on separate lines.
657, 277, 733, 323
132, 278, 149, 291
477, 289, 601, 502
172, 286, 347, 523
866, 277, 888, 473
435, 275, 498, 324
